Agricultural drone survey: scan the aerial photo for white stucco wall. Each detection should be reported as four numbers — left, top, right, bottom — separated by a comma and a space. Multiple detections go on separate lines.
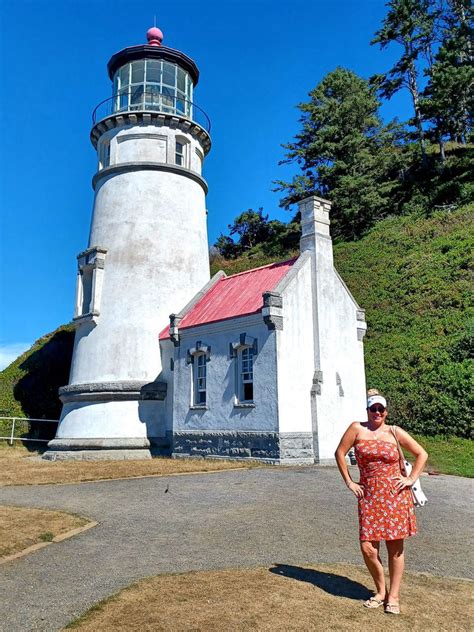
97, 124, 205, 174
276, 256, 314, 434
69, 166, 209, 385
315, 265, 367, 461
57, 400, 156, 438
159, 338, 175, 435
171, 316, 278, 432
58, 120, 210, 447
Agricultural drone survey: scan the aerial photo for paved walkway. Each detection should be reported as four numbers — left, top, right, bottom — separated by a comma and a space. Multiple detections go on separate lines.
0, 467, 472, 631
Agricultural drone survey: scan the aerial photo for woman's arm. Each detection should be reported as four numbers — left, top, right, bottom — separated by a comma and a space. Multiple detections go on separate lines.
394, 427, 428, 489
335, 422, 364, 498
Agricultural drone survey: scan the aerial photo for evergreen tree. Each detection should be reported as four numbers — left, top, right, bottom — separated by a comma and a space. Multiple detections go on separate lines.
275, 68, 401, 240
228, 208, 271, 250
215, 208, 272, 257
214, 234, 241, 259
421, 0, 473, 158
371, 0, 436, 163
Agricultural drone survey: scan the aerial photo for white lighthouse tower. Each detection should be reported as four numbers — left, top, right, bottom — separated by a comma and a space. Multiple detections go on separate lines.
46, 26, 211, 460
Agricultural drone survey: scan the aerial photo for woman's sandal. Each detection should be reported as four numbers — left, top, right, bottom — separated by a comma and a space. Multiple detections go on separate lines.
363, 596, 384, 609
385, 602, 401, 615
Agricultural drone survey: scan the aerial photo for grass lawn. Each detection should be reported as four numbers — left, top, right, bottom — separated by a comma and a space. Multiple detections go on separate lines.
0, 434, 472, 487
0, 445, 259, 487
66, 564, 473, 631
0, 505, 89, 559
412, 435, 473, 478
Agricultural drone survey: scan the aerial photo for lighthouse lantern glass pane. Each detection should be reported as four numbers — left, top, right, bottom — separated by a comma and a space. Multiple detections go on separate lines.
131, 85, 144, 108
162, 62, 175, 87
131, 61, 144, 84
118, 87, 129, 110
177, 68, 186, 93
119, 65, 129, 88
146, 60, 161, 84
145, 84, 161, 108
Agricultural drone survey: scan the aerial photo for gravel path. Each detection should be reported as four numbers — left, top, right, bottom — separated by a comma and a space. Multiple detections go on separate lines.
0, 466, 472, 631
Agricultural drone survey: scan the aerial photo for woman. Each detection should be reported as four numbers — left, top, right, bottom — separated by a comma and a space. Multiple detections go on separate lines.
335, 390, 428, 615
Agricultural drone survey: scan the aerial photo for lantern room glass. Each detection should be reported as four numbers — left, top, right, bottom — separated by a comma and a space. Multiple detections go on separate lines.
113, 60, 193, 118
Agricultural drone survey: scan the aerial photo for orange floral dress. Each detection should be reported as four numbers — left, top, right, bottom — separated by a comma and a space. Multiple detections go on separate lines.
354, 439, 417, 541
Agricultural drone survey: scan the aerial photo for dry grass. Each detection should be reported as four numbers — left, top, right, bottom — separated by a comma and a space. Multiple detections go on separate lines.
65, 564, 473, 631
0, 446, 258, 487
0, 505, 88, 558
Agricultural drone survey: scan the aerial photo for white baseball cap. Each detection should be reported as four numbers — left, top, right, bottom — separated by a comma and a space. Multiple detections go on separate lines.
367, 395, 387, 409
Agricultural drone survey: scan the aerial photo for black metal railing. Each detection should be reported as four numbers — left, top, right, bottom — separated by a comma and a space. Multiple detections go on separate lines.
92, 93, 211, 133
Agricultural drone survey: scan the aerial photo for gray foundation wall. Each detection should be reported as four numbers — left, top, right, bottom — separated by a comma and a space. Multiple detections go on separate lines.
172, 431, 315, 464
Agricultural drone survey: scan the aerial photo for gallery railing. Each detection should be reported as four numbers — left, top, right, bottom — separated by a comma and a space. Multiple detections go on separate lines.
92, 93, 211, 133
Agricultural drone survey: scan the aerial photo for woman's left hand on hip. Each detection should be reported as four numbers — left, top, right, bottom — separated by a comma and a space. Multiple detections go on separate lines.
393, 475, 413, 491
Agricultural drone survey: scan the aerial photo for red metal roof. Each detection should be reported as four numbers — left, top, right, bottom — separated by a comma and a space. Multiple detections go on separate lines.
159, 258, 297, 339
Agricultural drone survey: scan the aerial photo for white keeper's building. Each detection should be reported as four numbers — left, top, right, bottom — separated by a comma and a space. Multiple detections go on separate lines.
45, 27, 367, 465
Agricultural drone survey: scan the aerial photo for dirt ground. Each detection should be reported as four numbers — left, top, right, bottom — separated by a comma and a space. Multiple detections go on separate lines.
0, 447, 257, 486
66, 564, 473, 631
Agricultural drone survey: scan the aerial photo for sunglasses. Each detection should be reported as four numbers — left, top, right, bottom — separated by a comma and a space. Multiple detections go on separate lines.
369, 405, 386, 413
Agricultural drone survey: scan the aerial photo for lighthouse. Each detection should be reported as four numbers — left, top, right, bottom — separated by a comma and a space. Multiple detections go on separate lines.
46, 27, 211, 460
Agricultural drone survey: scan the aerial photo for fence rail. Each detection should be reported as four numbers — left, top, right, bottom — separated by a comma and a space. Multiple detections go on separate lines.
0, 417, 58, 445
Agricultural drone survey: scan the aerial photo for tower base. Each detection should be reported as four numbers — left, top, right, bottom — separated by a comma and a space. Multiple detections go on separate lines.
43, 437, 152, 461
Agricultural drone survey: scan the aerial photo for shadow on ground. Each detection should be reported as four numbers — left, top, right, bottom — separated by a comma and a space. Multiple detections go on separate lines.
269, 564, 371, 600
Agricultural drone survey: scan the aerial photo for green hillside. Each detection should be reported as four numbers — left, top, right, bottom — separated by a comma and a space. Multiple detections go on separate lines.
213, 204, 473, 438
0, 325, 75, 421
1, 206, 472, 438
335, 205, 473, 438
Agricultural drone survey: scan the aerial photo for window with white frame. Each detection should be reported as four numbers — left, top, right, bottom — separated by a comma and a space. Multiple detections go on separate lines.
193, 353, 207, 405
175, 137, 189, 167
187, 342, 210, 407
239, 346, 254, 402
175, 140, 185, 166
230, 334, 257, 405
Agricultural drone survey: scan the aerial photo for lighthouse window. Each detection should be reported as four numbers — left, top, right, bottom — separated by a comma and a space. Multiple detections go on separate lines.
99, 140, 110, 169
175, 141, 185, 166
131, 61, 145, 84
119, 65, 129, 86
131, 85, 144, 108
162, 62, 176, 87
147, 60, 161, 83
177, 68, 186, 93
113, 60, 193, 118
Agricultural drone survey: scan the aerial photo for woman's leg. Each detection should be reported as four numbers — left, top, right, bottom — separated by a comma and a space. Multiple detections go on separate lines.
386, 538, 405, 604
360, 540, 386, 599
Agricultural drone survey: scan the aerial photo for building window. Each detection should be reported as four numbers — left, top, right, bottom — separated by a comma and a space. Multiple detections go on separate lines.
187, 342, 211, 408
239, 347, 254, 402
193, 353, 207, 405
230, 334, 258, 405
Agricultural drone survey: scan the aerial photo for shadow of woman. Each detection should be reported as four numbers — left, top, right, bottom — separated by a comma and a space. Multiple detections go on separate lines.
269, 564, 371, 600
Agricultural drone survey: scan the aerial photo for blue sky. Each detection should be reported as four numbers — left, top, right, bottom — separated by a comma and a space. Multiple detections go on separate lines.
0, 0, 411, 368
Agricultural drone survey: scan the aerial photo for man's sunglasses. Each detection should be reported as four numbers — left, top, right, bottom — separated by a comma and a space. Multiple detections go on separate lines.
369, 405, 386, 413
